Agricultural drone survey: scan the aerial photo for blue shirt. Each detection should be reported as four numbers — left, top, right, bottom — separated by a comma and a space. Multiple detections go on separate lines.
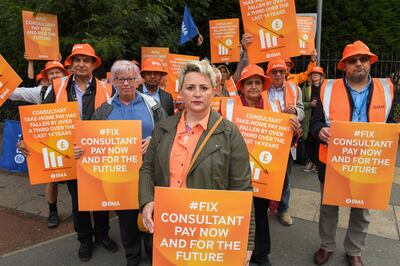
346, 76, 371, 122
142, 84, 161, 104
72, 75, 92, 118
107, 93, 154, 139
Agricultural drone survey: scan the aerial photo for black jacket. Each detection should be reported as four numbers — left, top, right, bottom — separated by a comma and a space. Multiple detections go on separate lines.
137, 84, 174, 116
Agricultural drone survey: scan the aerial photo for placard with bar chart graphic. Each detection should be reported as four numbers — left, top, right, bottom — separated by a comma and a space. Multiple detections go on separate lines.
296, 14, 316, 55
19, 102, 79, 184
239, 0, 300, 63
229, 105, 293, 200
209, 18, 240, 63
165, 53, 199, 101
0, 54, 23, 107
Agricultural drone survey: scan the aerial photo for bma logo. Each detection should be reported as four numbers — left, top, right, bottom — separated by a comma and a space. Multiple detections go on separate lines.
345, 198, 364, 205
101, 201, 120, 207
181, 22, 188, 36
372, 104, 384, 109
72, 44, 84, 51
152, 61, 161, 66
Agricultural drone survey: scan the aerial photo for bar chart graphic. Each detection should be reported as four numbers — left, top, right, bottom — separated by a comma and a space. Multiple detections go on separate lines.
250, 161, 261, 181
259, 29, 279, 49
175, 79, 179, 92
299, 34, 309, 49
218, 43, 229, 55
42, 148, 63, 169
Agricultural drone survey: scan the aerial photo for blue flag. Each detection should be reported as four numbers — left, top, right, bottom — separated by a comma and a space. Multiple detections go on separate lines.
178, 4, 199, 45
0, 120, 28, 173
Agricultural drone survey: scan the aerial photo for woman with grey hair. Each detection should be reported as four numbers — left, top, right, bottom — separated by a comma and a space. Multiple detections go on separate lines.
75, 59, 167, 265
139, 59, 255, 265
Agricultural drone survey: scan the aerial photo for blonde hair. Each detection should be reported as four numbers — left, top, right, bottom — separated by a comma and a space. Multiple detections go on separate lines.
178, 60, 216, 90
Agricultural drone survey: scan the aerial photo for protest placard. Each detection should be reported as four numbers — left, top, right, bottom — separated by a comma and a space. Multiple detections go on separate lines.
297, 14, 316, 55
323, 121, 400, 210
153, 187, 252, 266
0, 54, 23, 106
239, 0, 300, 63
141, 47, 170, 70
166, 54, 199, 100
209, 18, 240, 64
76, 120, 142, 211
22, 11, 60, 60
19, 102, 79, 184
229, 105, 293, 200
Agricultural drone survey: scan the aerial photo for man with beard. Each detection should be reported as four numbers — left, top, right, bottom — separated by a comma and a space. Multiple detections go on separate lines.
311, 41, 395, 266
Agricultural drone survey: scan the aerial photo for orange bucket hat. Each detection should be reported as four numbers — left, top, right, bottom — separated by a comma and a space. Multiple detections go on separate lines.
140, 58, 167, 76
35, 72, 45, 82
266, 59, 287, 75
40, 61, 66, 77
337, 40, 378, 70
64, 43, 102, 69
308, 66, 326, 77
236, 64, 270, 91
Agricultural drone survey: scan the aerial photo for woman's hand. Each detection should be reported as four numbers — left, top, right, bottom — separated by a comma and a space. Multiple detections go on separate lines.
142, 201, 155, 233
74, 145, 84, 159
142, 137, 151, 154
319, 127, 331, 144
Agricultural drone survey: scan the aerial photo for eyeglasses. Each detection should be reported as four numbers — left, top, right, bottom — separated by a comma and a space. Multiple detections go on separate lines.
346, 55, 370, 65
270, 69, 285, 75
115, 77, 137, 84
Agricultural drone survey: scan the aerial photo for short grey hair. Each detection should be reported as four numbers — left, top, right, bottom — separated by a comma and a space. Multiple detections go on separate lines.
110, 60, 141, 84
178, 60, 216, 90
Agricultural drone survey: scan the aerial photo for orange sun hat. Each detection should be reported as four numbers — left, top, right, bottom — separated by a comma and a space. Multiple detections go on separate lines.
236, 64, 270, 91
337, 40, 378, 70
64, 43, 102, 69
140, 58, 167, 75
39, 61, 66, 77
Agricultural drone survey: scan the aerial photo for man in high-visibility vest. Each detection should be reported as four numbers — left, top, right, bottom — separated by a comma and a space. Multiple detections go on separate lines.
263, 59, 304, 227
310, 40, 395, 266
43, 44, 115, 262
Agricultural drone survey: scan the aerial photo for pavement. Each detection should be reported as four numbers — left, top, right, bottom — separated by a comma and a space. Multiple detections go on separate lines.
0, 153, 400, 265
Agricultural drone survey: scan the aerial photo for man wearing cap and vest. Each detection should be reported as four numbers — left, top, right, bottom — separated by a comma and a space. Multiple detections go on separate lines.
263, 59, 304, 227
284, 49, 317, 86
13, 61, 67, 229
137, 58, 174, 116
303, 67, 326, 173
233, 64, 300, 266
43, 43, 116, 262
310, 41, 395, 266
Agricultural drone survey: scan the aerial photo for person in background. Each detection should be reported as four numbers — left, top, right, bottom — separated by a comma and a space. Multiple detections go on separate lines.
139, 59, 255, 266
303, 66, 325, 173
213, 66, 229, 97
284, 49, 317, 86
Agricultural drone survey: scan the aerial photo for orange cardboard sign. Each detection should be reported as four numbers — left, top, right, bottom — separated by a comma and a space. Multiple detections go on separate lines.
239, 0, 300, 63
76, 120, 142, 211
141, 47, 169, 70
0, 54, 23, 106
296, 14, 316, 55
230, 105, 293, 200
225, 77, 238, 96
323, 121, 400, 210
209, 18, 240, 64
166, 53, 199, 100
153, 187, 252, 266
19, 102, 79, 184
22, 11, 60, 60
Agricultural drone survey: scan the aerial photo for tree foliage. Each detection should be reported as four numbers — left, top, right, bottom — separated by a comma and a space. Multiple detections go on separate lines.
1, 0, 400, 79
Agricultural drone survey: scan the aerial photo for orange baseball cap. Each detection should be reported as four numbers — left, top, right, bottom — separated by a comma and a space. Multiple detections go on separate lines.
337, 40, 378, 70
308, 66, 326, 77
40, 61, 66, 77
140, 58, 167, 75
64, 43, 102, 69
236, 64, 270, 91
266, 59, 287, 75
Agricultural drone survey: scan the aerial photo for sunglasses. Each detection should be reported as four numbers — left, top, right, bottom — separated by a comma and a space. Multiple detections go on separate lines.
346, 55, 370, 65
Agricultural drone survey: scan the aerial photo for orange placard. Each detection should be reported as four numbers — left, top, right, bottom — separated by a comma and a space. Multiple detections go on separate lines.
141, 47, 169, 70
225, 77, 238, 96
19, 102, 79, 184
297, 14, 316, 55
153, 187, 252, 266
22, 11, 60, 60
230, 106, 293, 200
76, 120, 142, 211
210, 97, 234, 118
209, 18, 240, 64
166, 53, 199, 100
0, 54, 23, 106
239, 0, 300, 63
323, 121, 400, 210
